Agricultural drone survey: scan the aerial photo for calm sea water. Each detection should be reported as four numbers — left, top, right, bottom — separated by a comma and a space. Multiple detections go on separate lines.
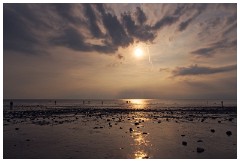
3, 99, 237, 110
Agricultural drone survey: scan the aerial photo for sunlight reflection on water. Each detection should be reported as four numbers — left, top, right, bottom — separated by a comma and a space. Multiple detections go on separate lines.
126, 99, 148, 109
130, 111, 151, 159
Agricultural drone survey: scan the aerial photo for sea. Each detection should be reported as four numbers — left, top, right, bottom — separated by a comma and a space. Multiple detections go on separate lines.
3, 99, 237, 110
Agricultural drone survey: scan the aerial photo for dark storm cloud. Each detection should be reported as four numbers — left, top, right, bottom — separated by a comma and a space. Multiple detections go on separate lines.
83, 4, 103, 38
51, 27, 91, 51
152, 16, 179, 30
121, 11, 156, 42
135, 7, 147, 25
172, 64, 236, 76
101, 11, 133, 47
191, 39, 236, 57
52, 4, 85, 26
3, 4, 47, 54
178, 4, 208, 32
152, 4, 190, 30
51, 27, 116, 53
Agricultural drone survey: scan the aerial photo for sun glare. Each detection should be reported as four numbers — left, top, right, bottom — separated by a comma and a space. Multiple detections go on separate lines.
134, 47, 144, 58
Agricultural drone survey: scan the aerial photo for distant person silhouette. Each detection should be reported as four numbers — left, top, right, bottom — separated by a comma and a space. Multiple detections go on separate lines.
221, 101, 223, 108
10, 101, 13, 109
55, 100, 57, 105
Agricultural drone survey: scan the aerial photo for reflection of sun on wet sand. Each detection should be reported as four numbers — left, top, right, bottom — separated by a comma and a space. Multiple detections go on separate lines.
3, 104, 237, 159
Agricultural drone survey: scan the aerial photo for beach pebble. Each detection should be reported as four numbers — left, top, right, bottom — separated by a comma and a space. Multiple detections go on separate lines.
15, 128, 19, 130
181, 135, 185, 137
129, 128, 133, 132
218, 121, 221, 123
226, 131, 232, 136
210, 129, 215, 133
197, 147, 205, 153
135, 122, 139, 125
142, 132, 148, 135
158, 120, 161, 123
197, 140, 203, 142
182, 141, 187, 146
26, 139, 30, 141
228, 118, 233, 121
119, 127, 122, 129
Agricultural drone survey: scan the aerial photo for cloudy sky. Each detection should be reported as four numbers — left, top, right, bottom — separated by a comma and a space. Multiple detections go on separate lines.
3, 3, 237, 99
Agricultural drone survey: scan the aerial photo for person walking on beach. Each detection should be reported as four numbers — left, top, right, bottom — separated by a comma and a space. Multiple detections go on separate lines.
10, 101, 13, 109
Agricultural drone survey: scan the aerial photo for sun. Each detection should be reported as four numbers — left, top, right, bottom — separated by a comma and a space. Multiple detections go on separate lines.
134, 47, 144, 58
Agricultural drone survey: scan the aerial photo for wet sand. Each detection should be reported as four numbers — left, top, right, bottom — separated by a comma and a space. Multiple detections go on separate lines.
3, 107, 237, 159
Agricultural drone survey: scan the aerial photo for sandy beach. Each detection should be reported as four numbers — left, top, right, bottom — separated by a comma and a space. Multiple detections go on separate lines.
3, 106, 237, 159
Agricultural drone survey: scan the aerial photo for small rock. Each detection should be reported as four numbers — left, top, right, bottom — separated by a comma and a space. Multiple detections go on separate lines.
26, 139, 30, 142
218, 121, 221, 123
120, 127, 122, 129
226, 131, 232, 136
158, 120, 161, 123
182, 141, 187, 146
142, 132, 148, 134
197, 140, 203, 142
129, 128, 133, 132
181, 135, 185, 137
210, 129, 215, 133
135, 122, 139, 125
15, 128, 19, 130
197, 147, 205, 153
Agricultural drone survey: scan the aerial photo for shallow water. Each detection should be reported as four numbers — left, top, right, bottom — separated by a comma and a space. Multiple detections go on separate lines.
3, 105, 237, 159
3, 99, 237, 110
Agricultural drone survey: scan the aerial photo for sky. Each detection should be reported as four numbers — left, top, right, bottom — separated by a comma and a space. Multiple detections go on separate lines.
3, 3, 237, 99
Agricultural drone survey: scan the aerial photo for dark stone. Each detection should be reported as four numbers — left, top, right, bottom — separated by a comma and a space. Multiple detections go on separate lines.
158, 120, 161, 123
129, 128, 133, 132
226, 131, 232, 136
135, 122, 139, 125
142, 132, 148, 134
26, 139, 30, 141
218, 121, 221, 123
15, 128, 19, 130
182, 141, 187, 146
197, 147, 205, 153
197, 140, 203, 142
181, 135, 185, 137
210, 129, 215, 133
